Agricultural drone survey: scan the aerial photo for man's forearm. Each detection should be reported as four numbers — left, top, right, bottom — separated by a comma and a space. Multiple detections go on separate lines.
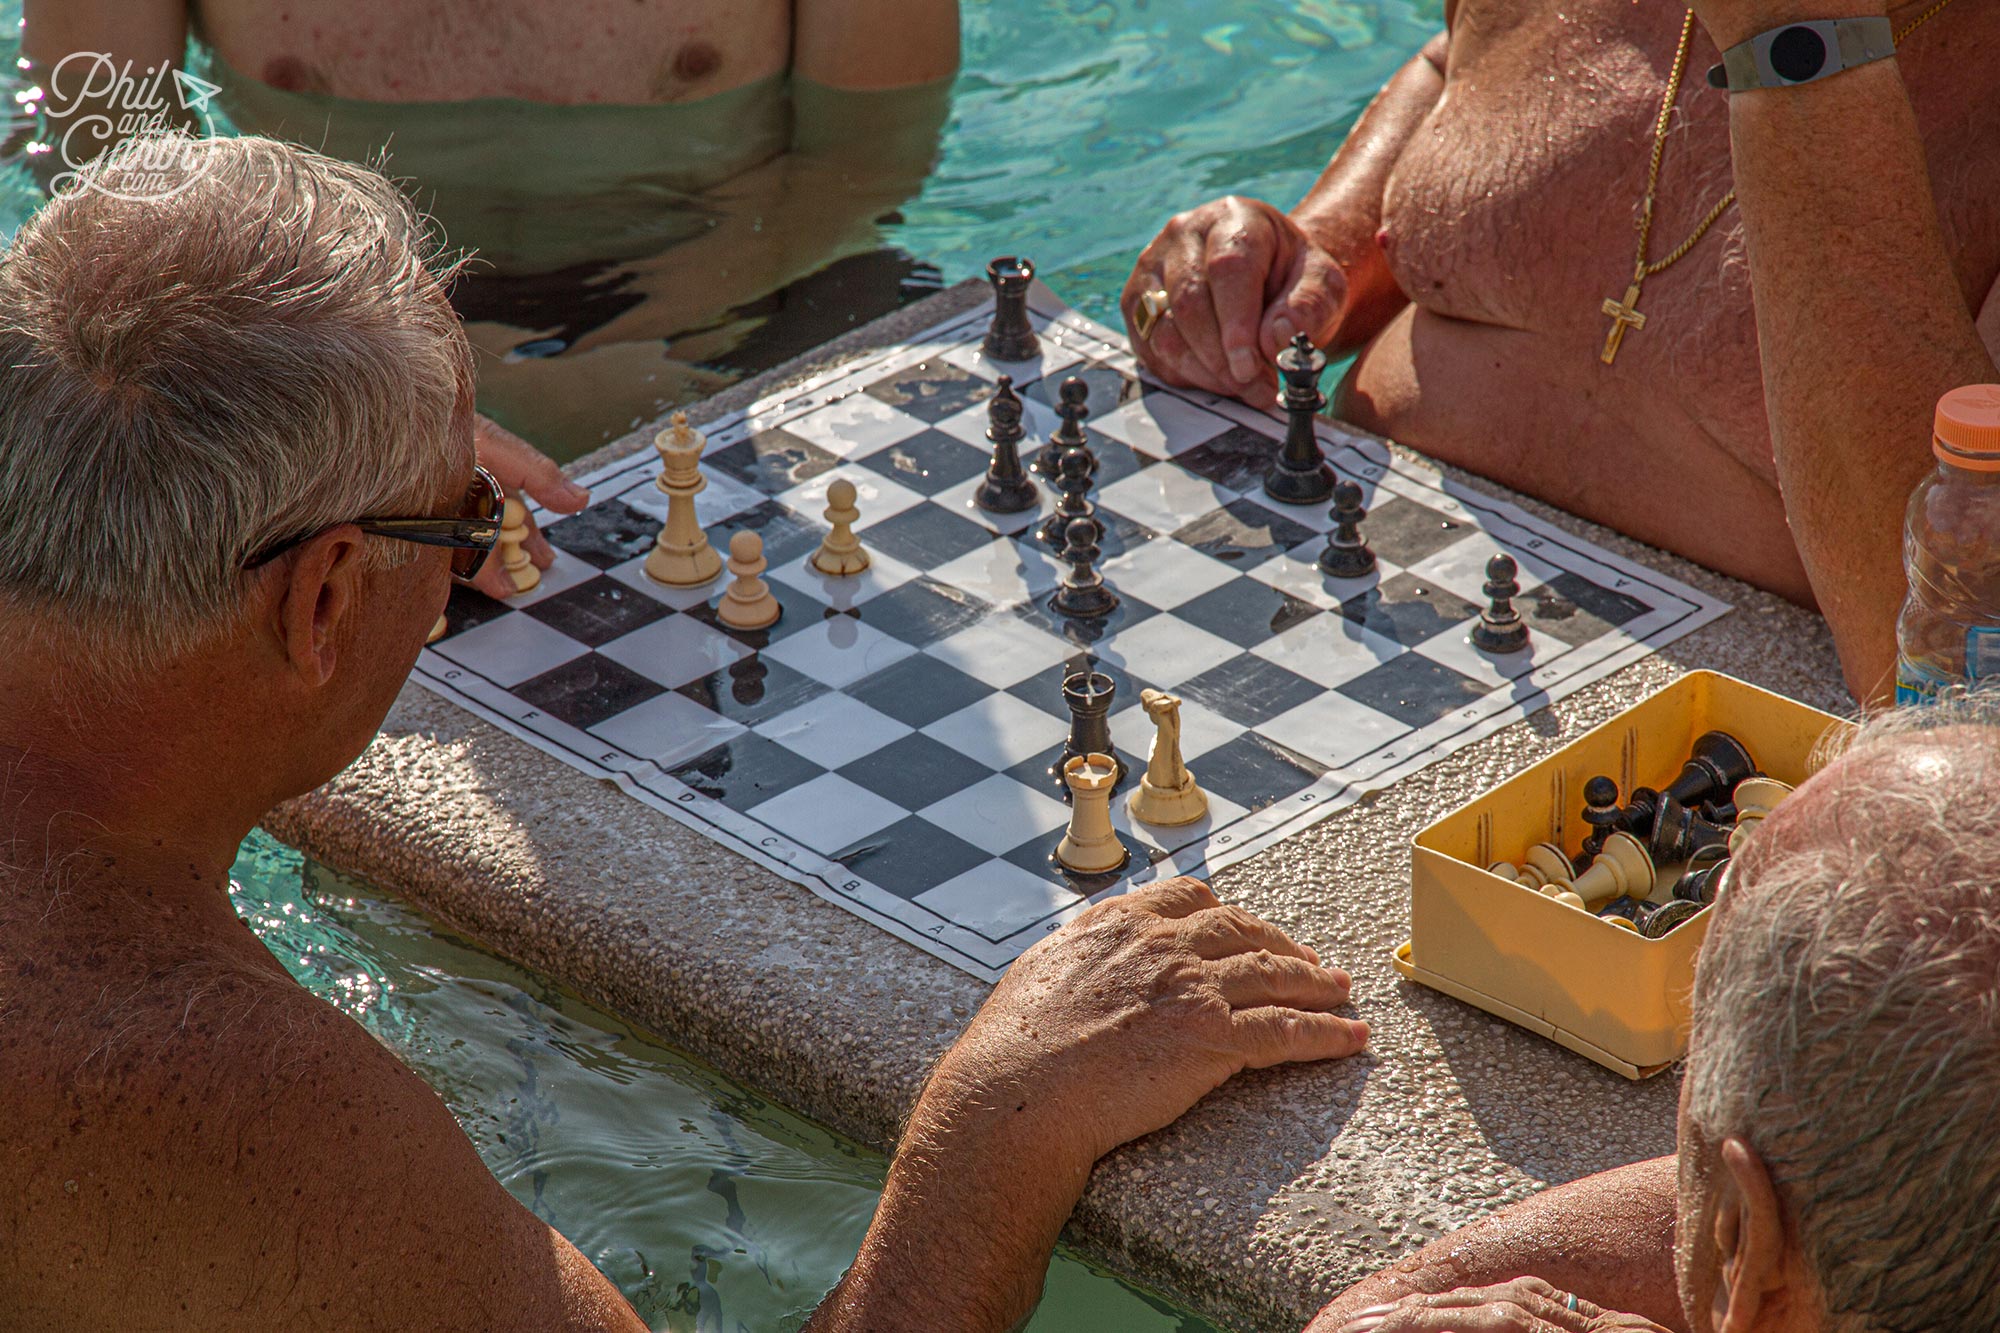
1304, 1157, 1688, 1333
1292, 33, 1448, 355
1720, 26, 1995, 702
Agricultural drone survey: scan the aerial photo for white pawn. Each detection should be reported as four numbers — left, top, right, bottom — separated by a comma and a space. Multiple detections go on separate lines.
717, 531, 781, 630
1057, 754, 1128, 875
645, 413, 723, 587
811, 477, 870, 577
1127, 690, 1208, 826
498, 497, 540, 596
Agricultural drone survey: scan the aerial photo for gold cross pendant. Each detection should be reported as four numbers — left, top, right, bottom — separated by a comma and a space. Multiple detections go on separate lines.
1600, 283, 1646, 365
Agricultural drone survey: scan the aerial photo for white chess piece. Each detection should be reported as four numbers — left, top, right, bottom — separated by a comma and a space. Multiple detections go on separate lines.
1126, 690, 1208, 826
811, 477, 870, 576
717, 531, 781, 630
498, 497, 540, 595
645, 413, 723, 587
1728, 775, 1795, 853
1057, 754, 1128, 875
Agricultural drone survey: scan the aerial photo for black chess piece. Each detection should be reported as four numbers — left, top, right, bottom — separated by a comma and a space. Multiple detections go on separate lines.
1317, 479, 1377, 578
973, 376, 1038, 514
1470, 553, 1530, 654
1673, 847, 1731, 904
1578, 775, 1623, 865
1620, 785, 1663, 837
1663, 731, 1757, 810
983, 256, 1039, 363
1052, 668, 1126, 796
1647, 793, 1733, 866
1264, 333, 1335, 504
1039, 443, 1097, 546
1032, 375, 1092, 478
1638, 899, 1705, 939
1051, 516, 1119, 619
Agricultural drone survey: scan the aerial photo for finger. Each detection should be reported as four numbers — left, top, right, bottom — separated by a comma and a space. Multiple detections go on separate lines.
1120, 875, 1220, 921
1179, 904, 1321, 965
1209, 951, 1351, 1011
1390, 1282, 1595, 1333
1261, 241, 1349, 363
1145, 317, 1238, 398
470, 556, 517, 601
1347, 1307, 1548, 1333
1202, 213, 1279, 387
1229, 1006, 1370, 1069
1161, 270, 1235, 393
475, 416, 590, 512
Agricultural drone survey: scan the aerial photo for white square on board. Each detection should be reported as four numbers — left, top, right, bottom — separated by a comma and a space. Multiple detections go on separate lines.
918, 773, 1072, 856
777, 470, 926, 530
1097, 540, 1237, 610
1093, 615, 1240, 688
615, 468, 767, 529
768, 547, 922, 609
595, 613, 752, 688
928, 536, 1064, 609
923, 616, 1073, 689
783, 392, 927, 459
748, 772, 906, 854
761, 616, 915, 690
920, 691, 1067, 770
1249, 541, 1401, 612
929, 472, 1055, 538
1250, 613, 1408, 689
1404, 532, 1562, 607
1413, 620, 1573, 687
754, 692, 912, 769
589, 691, 747, 769
1255, 693, 1408, 771
940, 319, 1087, 383
915, 859, 1082, 942
1092, 392, 1232, 456
1106, 696, 1239, 762
432, 612, 588, 688
1096, 466, 1238, 536
477, 550, 597, 608
1109, 782, 1251, 854
603, 556, 728, 610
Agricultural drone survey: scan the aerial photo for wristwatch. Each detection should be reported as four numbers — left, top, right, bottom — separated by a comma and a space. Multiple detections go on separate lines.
1705, 16, 1896, 92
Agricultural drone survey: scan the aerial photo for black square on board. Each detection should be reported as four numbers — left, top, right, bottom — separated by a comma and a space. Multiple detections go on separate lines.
864, 360, 993, 423
1003, 740, 1147, 803
1339, 572, 1481, 644
1178, 653, 1325, 727
1176, 424, 1283, 493
513, 652, 666, 730
1011, 592, 1160, 654
1335, 653, 1489, 729
684, 578, 848, 648
706, 426, 841, 493
846, 653, 992, 728
854, 577, 991, 649
710, 500, 826, 569
668, 734, 828, 814
1525, 572, 1651, 647
858, 429, 990, 496
1027, 432, 1153, 488
858, 502, 999, 568
543, 499, 661, 569
438, 580, 515, 638
1174, 498, 1317, 568
1194, 732, 1331, 812
999, 828, 1153, 902
1359, 495, 1474, 568
837, 733, 994, 813
834, 815, 991, 901
1173, 580, 1322, 648
675, 656, 829, 726
1005, 653, 1157, 725
521, 576, 670, 647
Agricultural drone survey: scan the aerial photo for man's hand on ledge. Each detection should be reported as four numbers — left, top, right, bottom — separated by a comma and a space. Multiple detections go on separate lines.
1337, 1278, 1674, 1333
470, 415, 591, 600
806, 876, 1369, 1333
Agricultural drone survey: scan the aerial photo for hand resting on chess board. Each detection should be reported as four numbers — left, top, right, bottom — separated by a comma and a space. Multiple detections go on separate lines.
804, 876, 1368, 1332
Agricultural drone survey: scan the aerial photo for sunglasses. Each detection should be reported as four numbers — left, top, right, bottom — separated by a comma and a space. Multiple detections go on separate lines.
243, 466, 506, 584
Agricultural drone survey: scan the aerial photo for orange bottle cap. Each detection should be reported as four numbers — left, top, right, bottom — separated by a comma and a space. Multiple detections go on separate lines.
1934, 385, 2000, 471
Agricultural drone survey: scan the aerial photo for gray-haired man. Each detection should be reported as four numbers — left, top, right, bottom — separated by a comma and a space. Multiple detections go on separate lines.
1308, 702, 2000, 1333
0, 135, 1367, 1331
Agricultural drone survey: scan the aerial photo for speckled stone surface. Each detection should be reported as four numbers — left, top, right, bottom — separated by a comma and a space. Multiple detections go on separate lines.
262, 284, 1851, 1333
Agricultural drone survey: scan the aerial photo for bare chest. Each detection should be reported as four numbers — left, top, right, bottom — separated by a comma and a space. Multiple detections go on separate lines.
195, 0, 792, 103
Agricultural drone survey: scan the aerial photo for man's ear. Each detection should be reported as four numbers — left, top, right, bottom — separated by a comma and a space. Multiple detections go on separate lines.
1711, 1137, 1792, 1333
274, 527, 368, 687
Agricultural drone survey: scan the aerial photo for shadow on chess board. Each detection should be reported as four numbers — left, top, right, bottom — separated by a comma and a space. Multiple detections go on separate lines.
417, 287, 1729, 981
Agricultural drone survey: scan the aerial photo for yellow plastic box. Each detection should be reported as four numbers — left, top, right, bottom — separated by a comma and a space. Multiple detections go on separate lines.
1394, 671, 1850, 1079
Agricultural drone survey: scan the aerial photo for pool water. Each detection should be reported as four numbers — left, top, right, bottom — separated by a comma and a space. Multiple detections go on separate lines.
230, 830, 1225, 1331
5, 2, 1440, 1323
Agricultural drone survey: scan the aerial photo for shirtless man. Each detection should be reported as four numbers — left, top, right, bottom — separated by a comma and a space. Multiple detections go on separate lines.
1124, 0, 2000, 704
0, 135, 1366, 1330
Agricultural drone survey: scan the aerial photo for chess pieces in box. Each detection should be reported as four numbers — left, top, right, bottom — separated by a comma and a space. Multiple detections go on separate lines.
1399, 671, 1849, 1079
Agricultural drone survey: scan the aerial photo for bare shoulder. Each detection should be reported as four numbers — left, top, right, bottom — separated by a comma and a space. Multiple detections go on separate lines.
0, 954, 645, 1332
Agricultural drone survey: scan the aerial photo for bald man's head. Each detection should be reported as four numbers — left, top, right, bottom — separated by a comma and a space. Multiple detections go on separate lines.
1675, 701, 2000, 1333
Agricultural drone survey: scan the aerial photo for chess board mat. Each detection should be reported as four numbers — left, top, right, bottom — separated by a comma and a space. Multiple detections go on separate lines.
415, 286, 1730, 981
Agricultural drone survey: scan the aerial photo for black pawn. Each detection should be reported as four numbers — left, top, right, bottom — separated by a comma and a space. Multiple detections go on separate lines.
1033, 376, 1092, 478
983, 256, 1039, 363
1264, 333, 1334, 505
1663, 731, 1757, 810
1051, 517, 1118, 619
973, 376, 1038, 513
1620, 786, 1663, 837
1052, 669, 1126, 796
1578, 775, 1623, 865
1470, 553, 1530, 654
1317, 480, 1376, 578
1040, 443, 1097, 546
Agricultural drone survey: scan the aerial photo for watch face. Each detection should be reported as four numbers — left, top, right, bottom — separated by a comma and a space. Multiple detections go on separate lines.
1769, 25, 1829, 81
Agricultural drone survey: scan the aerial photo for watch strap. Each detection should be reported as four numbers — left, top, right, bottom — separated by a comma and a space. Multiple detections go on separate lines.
1704, 16, 1896, 92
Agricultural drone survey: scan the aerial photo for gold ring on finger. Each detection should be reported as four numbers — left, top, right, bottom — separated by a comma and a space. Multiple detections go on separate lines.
1134, 287, 1171, 340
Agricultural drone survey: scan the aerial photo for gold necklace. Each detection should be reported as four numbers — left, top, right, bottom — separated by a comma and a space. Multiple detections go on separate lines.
1599, 0, 1959, 365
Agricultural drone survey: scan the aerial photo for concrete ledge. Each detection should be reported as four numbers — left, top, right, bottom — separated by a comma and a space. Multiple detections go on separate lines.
263, 284, 1850, 1333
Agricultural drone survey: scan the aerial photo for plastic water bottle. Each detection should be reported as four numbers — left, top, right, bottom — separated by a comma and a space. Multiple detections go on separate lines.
1895, 385, 2000, 704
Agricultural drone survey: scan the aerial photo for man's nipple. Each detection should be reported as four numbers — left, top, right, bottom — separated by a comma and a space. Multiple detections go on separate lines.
261, 55, 330, 94
671, 41, 723, 84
